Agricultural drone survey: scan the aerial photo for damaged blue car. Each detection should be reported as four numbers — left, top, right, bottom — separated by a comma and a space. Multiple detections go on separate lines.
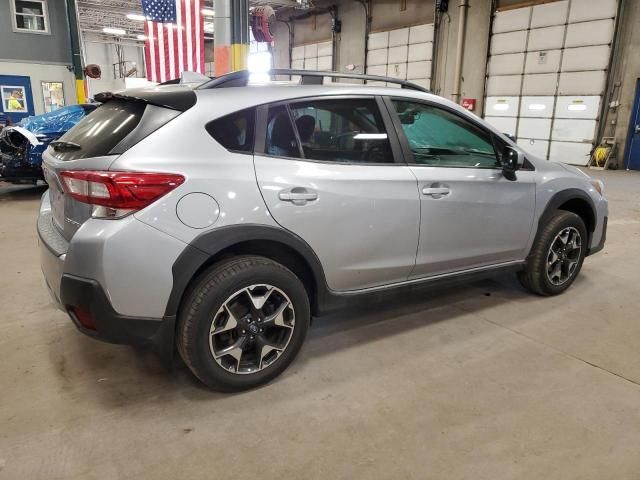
0, 104, 96, 184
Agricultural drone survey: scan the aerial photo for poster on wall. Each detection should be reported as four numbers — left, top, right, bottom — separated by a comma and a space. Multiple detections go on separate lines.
1, 86, 27, 112
41, 81, 65, 112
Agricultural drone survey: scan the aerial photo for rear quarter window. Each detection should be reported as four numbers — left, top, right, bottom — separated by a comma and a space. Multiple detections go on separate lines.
205, 107, 256, 154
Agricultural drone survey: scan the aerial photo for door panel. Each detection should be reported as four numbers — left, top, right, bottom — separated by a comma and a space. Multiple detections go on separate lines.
410, 167, 536, 277
254, 97, 420, 292
388, 97, 536, 278
255, 156, 420, 291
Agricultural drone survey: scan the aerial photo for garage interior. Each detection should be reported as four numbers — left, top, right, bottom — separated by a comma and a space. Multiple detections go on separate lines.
1, 0, 640, 478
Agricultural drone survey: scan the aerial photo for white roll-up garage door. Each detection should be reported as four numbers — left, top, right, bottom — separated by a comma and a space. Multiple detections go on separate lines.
484, 0, 617, 166
365, 24, 433, 90
291, 40, 333, 72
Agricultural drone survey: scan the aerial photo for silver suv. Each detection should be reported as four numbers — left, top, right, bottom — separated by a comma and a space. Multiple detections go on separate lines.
38, 70, 608, 391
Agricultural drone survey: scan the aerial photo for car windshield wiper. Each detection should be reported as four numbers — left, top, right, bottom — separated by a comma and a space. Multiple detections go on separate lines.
50, 140, 81, 151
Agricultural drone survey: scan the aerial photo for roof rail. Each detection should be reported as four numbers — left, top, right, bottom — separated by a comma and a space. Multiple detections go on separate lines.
196, 69, 430, 93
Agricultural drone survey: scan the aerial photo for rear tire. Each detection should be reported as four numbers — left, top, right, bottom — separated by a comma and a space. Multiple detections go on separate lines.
177, 256, 310, 392
518, 210, 587, 296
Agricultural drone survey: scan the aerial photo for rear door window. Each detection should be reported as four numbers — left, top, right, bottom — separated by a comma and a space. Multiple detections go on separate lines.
287, 98, 394, 164
51, 99, 146, 161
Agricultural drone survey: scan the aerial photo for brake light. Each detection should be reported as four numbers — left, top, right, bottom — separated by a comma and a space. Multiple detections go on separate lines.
59, 170, 185, 211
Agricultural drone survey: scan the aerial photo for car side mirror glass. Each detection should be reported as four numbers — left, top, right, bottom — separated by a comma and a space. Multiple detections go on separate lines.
502, 145, 523, 180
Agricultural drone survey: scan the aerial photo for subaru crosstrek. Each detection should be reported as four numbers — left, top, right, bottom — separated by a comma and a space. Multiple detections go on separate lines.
38, 70, 608, 391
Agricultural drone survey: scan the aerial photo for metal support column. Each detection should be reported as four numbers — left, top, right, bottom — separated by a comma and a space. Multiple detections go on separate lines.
65, 0, 86, 103
214, 0, 249, 76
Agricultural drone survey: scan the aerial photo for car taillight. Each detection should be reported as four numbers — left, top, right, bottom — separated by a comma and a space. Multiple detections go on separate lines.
59, 170, 184, 216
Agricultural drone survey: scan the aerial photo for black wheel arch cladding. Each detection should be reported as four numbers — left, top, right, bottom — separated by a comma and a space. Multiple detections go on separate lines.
164, 224, 330, 319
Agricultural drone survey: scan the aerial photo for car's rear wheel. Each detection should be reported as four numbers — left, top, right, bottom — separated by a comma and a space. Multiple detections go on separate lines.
177, 256, 310, 391
518, 210, 587, 296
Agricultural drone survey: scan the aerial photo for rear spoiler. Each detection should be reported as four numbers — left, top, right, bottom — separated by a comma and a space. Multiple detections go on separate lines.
94, 86, 197, 112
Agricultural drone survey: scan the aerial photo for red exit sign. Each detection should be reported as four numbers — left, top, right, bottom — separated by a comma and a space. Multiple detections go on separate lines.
462, 98, 476, 111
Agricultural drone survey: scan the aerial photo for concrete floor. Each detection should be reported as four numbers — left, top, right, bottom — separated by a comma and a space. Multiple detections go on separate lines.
1, 169, 639, 479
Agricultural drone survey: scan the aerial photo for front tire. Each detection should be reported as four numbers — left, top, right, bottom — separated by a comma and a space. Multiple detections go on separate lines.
177, 256, 310, 392
518, 210, 587, 296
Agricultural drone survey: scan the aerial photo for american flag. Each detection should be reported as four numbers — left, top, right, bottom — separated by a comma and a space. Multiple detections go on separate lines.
141, 0, 204, 83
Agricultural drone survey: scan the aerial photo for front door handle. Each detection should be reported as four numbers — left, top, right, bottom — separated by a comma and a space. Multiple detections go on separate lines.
279, 187, 318, 206
422, 186, 451, 197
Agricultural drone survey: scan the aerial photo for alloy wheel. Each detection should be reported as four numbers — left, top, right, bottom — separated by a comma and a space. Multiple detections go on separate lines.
209, 284, 295, 374
546, 227, 582, 286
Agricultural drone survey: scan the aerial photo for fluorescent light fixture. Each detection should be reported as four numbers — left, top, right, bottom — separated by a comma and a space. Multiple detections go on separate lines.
528, 104, 546, 110
202, 8, 215, 16
204, 22, 214, 33
103, 27, 126, 35
136, 34, 148, 40
126, 13, 146, 21
493, 104, 509, 111
568, 104, 588, 111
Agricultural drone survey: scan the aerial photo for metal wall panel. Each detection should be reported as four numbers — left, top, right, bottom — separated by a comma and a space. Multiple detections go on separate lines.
527, 25, 565, 51
524, 49, 562, 74
292, 46, 304, 60
292, 58, 304, 69
485, 116, 518, 136
389, 28, 409, 47
557, 71, 607, 95
368, 31, 389, 50
317, 41, 333, 57
387, 62, 407, 80
518, 118, 552, 139
518, 138, 549, 158
317, 55, 332, 71
409, 24, 434, 44
530, 0, 568, 28
493, 7, 531, 33
486, 75, 523, 96
366, 64, 387, 77
485, 96, 520, 117
304, 43, 318, 58
565, 19, 614, 48
561, 45, 611, 71
568, 0, 617, 23
519, 96, 555, 118
407, 61, 431, 80
522, 73, 558, 95
488, 53, 525, 75
552, 119, 597, 142
367, 49, 388, 66
387, 45, 408, 64
304, 57, 318, 70
408, 43, 433, 62
549, 141, 592, 166
554, 96, 601, 119
491, 30, 528, 54
411, 78, 431, 90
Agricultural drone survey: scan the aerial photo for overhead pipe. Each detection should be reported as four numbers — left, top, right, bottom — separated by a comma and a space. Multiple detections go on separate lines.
452, 0, 469, 104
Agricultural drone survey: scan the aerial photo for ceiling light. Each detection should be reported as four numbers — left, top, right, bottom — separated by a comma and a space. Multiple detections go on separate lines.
137, 34, 148, 40
202, 8, 215, 16
126, 13, 146, 21
103, 27, 126, 35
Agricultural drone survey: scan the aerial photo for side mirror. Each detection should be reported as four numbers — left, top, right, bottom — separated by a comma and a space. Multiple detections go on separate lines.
502, 145, 524, 180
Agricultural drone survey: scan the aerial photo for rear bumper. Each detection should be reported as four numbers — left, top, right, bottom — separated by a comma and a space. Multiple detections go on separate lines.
60, 274, 174, 350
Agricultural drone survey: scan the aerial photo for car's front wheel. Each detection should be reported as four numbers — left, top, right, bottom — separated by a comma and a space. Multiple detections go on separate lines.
518, 210, 587, 296
177, 256, 310, 391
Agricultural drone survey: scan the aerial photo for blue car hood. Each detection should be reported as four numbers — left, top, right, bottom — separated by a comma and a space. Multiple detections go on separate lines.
19, 105, 87, 136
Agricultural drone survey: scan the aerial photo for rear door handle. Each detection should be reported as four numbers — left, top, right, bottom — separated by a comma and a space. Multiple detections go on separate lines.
279, 188, 318, 205
422, 187, 450, 196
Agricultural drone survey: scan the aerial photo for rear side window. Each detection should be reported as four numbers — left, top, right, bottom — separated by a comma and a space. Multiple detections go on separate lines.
52, 100, 146, 161
206, 107, 256, 153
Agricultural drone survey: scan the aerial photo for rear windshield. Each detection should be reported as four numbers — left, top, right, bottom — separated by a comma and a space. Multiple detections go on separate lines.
52, 100, 145, 161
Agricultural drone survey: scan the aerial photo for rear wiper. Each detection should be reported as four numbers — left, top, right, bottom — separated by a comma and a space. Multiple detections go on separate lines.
50, 140, 81, 151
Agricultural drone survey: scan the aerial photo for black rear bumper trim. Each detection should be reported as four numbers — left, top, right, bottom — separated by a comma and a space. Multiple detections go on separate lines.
60, 274, 174, 356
